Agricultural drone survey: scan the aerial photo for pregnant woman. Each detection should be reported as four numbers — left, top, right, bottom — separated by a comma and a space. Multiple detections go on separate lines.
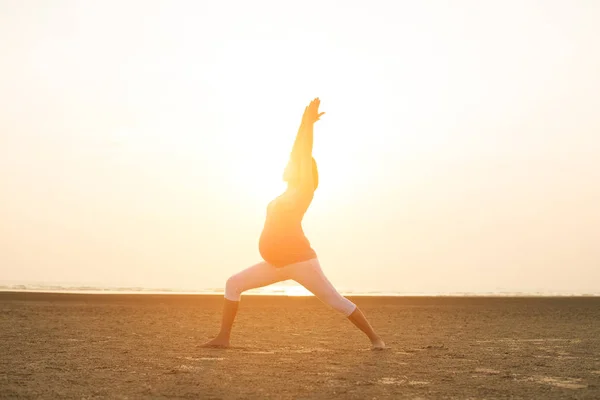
202, 98, 385, 350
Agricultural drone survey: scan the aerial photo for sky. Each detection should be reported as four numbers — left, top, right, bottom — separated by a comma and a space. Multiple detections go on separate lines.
1, 0, 599, 294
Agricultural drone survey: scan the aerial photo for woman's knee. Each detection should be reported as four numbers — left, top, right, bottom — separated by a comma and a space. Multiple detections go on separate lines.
224, 275, 243, 301
335, 297, 357, 317
322, 292, 356, 316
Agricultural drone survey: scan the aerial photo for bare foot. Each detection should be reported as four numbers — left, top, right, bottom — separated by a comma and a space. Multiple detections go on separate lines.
371, 337, 386, 350
200, 336, 230, 348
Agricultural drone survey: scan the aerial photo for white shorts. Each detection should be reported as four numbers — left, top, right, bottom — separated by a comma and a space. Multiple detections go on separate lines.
224, 258, 357, 317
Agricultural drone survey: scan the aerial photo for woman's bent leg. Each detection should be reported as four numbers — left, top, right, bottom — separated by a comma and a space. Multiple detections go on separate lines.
200, 299, 239, 348
201, 261, 286, 348
289, 259, 385, 349
223, 261, 285, 301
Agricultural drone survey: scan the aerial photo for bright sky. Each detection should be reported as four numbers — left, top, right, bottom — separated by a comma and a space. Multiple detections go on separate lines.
1, 0, 599, 294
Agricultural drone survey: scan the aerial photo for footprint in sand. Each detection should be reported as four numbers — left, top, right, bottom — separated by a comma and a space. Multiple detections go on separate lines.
530, 376, 587, 390
175, 365, 203, 372
378, 377, 430, 386
245, 351, 276, 354
182, 356, 224, 361
379, 377, 404, 385
475, 368, 501, 375
404, 348, 426, 353
289, 348, 332, 354
477, 338, 578, 344
317, 371, 335, 377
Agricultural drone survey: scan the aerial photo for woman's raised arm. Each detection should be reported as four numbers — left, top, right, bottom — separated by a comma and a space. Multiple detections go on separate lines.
288, 98, 325, 167
296, 98, 324, 190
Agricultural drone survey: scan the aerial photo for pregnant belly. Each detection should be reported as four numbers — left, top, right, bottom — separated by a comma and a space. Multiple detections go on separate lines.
259, 230, 316, 268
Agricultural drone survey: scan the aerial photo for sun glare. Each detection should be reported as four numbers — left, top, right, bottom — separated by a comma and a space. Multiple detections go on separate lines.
282, 285, 313, 297
227, 146, 287, 206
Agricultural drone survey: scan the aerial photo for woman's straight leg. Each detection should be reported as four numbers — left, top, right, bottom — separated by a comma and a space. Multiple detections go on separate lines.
287, 259, 356, 316
288, 259, 385, 349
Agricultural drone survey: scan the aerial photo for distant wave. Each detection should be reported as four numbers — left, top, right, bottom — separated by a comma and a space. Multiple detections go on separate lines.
0, 284, 598, 297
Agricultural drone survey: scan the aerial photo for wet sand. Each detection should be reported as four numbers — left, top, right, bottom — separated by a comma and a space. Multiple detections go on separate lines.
1, 292, 599, 399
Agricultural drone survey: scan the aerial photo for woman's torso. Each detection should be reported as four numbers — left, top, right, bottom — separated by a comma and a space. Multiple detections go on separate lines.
258, 190, 316, 267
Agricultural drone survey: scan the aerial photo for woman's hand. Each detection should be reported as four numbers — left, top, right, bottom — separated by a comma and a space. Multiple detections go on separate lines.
302, 97, 325, 125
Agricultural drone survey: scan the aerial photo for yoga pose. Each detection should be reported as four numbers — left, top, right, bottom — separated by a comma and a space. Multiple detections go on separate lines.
202, 98, 385, 349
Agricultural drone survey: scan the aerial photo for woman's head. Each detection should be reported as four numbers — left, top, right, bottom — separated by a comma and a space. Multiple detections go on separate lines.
283, 158, 319, 190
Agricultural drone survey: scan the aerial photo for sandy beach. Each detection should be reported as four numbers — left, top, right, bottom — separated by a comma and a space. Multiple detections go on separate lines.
1, 292, 599, 399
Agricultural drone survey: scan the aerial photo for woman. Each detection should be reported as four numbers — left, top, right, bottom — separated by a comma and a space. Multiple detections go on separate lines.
202, 98, 385, 349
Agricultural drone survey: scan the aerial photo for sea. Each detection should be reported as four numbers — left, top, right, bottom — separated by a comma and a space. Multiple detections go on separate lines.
0, 281, 597, 297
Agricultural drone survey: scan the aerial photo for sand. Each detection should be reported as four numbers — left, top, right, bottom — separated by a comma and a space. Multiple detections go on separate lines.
1, 292, 599, 399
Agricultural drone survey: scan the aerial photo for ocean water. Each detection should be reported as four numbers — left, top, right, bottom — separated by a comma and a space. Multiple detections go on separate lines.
0, 281, 598, 297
